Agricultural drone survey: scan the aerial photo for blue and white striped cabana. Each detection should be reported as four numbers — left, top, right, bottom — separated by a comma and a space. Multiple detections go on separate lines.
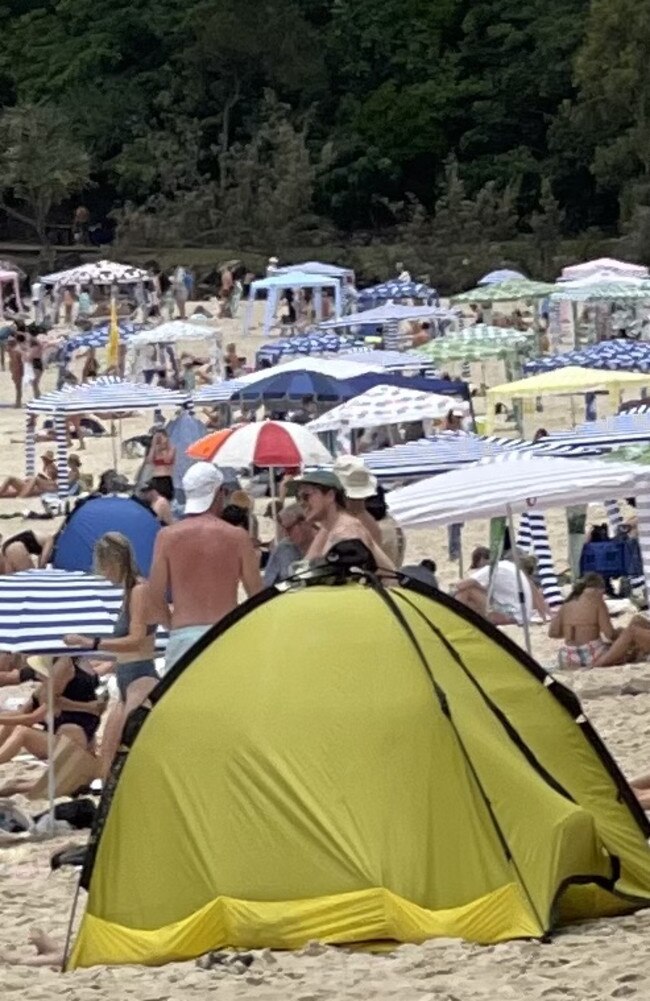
26, 377, 189, 498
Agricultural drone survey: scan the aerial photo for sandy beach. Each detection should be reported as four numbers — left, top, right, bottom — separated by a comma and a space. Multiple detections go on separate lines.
0, 309, 648, 998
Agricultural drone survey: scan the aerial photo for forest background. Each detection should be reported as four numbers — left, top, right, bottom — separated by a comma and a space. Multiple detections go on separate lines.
0, 0, 647, 286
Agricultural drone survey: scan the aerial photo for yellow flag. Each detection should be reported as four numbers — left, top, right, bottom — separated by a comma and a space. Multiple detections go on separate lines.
107, 297, 120, 370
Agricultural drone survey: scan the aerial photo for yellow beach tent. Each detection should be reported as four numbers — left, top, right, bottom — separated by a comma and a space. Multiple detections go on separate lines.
485, 366, 650, 432
68, 578, 650, 969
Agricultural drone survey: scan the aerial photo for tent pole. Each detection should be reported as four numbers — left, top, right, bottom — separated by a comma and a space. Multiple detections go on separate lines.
486, 529, 505, 609
46, 671, 55, 835
270, 468, 279, 541
111, 420, 118, 469
507, 504, 532, 656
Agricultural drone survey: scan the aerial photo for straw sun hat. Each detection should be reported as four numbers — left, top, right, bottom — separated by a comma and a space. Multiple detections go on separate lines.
333, 457, 378, 500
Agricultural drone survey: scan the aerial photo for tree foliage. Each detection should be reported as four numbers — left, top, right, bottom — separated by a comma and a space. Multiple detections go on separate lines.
0, 0, 648, 262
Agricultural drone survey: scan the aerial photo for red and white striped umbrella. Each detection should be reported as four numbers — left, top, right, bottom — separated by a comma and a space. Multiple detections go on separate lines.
189, 420, 333, 468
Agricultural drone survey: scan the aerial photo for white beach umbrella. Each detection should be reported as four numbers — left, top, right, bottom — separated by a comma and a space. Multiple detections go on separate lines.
307, 385, 459, 433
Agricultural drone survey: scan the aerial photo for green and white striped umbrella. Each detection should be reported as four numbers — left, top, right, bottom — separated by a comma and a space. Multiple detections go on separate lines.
416, 325, 534, 363
451, 279, 556, 304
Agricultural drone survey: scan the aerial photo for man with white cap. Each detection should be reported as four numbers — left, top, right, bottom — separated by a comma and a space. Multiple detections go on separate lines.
149, 462, 262, 673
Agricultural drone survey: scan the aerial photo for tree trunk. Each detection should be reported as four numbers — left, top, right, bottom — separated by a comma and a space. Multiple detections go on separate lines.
218, 79, 241, 200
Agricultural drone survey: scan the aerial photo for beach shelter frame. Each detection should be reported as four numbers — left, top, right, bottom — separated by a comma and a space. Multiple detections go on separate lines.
25, 377, 189, 499
127, 320, 224, 381
244, 271, 343, 337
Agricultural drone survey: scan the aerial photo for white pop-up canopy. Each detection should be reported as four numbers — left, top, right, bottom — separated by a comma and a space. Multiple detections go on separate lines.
127, 319, 224, 381
388, 453, 650, 650
244, 270, 343, 337
388, 454, 650, 529
558, 258, 649, 282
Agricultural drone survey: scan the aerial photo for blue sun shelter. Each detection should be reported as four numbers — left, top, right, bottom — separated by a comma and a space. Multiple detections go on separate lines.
52, 495, 162, 575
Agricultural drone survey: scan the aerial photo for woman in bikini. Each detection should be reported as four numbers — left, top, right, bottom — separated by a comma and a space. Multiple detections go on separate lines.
146, 428, 176, 501
0, 452, 57, 498
64, 532, 167, 776
548, 573, 618, 669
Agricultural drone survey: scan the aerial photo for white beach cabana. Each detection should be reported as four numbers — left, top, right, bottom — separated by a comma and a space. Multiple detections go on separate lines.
558, 258, 649, 283
26, 377, 189, 497
276, 261, 354, 280
243, 270, 343, 337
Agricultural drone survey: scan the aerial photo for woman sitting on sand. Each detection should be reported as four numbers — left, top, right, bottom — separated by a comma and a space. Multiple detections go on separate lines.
64, 533, 165, 777
0, 451, 57, 498
549, 573, 618, 669
0, 656, 105, 767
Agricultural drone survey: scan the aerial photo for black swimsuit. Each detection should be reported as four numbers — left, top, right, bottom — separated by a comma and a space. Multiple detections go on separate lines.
30, 662, 99, 743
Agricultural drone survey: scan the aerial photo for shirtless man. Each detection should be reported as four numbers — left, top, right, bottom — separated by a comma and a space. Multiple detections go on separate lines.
138, 480, 173, 525
148, 462, 263, 674
297, 470, 394, 571
7, 332, 23, 408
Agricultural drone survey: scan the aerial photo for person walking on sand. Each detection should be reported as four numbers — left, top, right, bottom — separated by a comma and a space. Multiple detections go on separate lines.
7, 331, 23, 408
149, 462, 263, 674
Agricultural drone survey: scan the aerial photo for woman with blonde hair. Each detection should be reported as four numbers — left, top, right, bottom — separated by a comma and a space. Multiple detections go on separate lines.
64, 532, 168, 775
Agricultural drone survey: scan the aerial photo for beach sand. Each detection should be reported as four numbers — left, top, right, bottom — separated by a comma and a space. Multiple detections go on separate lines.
0, 310, 648, 997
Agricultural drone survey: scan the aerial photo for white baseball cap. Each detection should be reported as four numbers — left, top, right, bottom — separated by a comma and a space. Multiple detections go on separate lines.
183, 462, 224, 515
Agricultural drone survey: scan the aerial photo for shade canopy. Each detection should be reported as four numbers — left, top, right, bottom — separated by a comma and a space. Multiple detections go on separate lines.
357, 280, 438, 308
319, 303, 456, 329
525, 339, 650, 375
547, 413, 650, 449
550, 276, 650, 301
361, 434, 605, 481
62, 322, 141, 358
275, 261, 354, 279
240, 356, 385, 385
307, 385, 460, 433
478, 269, 526, 285
193, 420, 332, 467
417, 325, 534, 363
388, 455, 650, 529
127, 319, 219, 345
487, 366, 650, 401
27, 376, 189, 414
559, 258, 649, 282
451, 279, 556, 304
0, 569, 122, 655
250, 271, 341, 292
337, 350, 434, 370
41, 260, 151, 287
230, 369, 355, 402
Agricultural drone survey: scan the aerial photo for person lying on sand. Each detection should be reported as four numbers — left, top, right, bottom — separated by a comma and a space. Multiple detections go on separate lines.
548, 573, 619, 669
0, 452, 57, 498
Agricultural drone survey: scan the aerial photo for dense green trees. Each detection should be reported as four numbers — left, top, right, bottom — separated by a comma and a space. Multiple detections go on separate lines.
0, 0, 648, 265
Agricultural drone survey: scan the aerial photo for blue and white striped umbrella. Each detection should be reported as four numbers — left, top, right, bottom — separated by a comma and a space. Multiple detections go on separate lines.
192, 380, 247, 405
362, 434, 606, 481
27, 375, 189, 414
357, 281, 439, 309
547, 413, 650, 449
0, 570, 122, 654
0, 569, 169, 655
63, 322, 141, 358
525, 339, 650, 375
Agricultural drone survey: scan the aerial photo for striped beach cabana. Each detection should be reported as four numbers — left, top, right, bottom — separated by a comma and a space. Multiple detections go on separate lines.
26, 377, 189, 498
